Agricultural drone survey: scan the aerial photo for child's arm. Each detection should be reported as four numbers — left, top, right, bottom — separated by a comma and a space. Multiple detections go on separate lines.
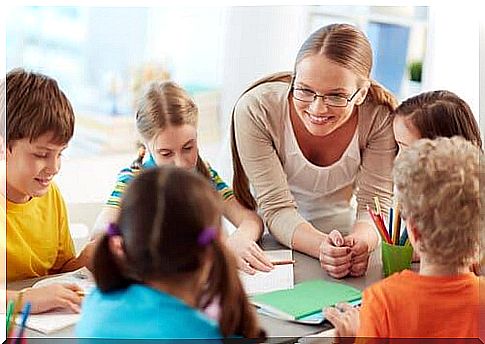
60, 239, 97, 272
6, 284, 83, 314
91, 206, 120, 238
223, 197, 273, 274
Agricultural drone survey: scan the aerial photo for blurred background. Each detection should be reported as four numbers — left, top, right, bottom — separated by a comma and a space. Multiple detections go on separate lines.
5, 5, 481, 232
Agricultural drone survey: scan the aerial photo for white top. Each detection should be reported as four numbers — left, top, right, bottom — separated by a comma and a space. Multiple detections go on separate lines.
282, 112, 361, 231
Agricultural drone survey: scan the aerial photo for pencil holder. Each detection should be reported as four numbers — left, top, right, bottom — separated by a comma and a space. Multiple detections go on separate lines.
381, 241, 413, 277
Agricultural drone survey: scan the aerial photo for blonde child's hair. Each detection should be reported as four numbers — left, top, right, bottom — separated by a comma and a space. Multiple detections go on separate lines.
131, 80, 210, 178
393, 136, 483, 267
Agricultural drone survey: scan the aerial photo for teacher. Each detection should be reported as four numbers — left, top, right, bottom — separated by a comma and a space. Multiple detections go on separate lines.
230, 24, 398, 278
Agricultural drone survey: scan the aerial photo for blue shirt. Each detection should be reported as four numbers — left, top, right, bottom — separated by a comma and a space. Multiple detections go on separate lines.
76, 284, 223, 340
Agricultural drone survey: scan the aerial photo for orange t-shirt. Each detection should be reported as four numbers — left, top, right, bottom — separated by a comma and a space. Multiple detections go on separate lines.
357, 269, 479, 339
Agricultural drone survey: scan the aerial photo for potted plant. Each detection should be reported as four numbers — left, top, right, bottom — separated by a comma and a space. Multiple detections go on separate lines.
408, 60, 422, 83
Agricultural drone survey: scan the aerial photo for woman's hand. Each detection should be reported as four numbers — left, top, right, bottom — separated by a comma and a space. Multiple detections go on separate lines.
324, 302, 360, 337
226, 228, 273, 275
23, 283, 83, 314
346, 235, 370, 277
319, 230, 353, 279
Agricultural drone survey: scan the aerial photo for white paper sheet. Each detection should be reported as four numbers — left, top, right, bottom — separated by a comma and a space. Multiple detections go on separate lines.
240, 250, 294, 295
21, 268, 95, 334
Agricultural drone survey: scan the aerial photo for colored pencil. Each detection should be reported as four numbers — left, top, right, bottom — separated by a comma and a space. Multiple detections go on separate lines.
271, 260, 296, 266
8, 291, 24, 339
367, 205, 391, 243
393, 202, 401, 243
76, 290, 87, 297
5, 300, 15, 334
15, 302, 31, 344
373, 196, 382, 215
388, 207, 394, 242
399, 227, 409, 246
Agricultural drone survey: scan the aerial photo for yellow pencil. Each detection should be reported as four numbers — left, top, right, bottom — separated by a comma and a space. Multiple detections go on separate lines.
373, 196, 382, 215
76, 290, 87, 297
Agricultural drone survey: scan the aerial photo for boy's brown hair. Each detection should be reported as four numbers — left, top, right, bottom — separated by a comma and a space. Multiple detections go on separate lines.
6, 68, 75, 147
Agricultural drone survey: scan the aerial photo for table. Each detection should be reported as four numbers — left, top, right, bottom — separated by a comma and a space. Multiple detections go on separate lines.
8, 235, 394, 342
257, 234, 385, 340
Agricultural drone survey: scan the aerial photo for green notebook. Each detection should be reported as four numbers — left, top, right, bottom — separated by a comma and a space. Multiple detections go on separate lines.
251, 279, 362, 321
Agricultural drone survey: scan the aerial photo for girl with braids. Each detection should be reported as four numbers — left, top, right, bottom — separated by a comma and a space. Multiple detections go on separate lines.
77, 166, 266, 339
93, 81, 272, 275
231, 23, 398, 279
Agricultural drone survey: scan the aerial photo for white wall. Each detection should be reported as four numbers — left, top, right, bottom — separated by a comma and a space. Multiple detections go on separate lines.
422, 5, 479, 121
216, 6, 310, 182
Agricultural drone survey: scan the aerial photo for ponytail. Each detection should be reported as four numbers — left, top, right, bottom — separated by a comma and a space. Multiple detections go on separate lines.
93, 234, 134, 292
231, 71, 294, 211
203, 240, 266, 339
130, 142, 146, 170
195, 153, 211, 180
367, 79, 398, 111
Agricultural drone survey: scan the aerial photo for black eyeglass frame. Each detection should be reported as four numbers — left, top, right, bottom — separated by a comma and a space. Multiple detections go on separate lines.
291, 81, 361, 108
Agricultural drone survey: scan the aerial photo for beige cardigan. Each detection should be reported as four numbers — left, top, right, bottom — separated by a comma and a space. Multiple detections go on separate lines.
233, 77, 396, 247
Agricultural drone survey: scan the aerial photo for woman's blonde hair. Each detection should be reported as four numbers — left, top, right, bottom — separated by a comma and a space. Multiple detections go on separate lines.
231, 23, 398, 210
295, 23, 397, 110
393, 136, 483, 267
132, 80, 210, 178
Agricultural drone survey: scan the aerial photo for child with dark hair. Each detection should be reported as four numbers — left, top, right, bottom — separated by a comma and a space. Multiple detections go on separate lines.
393, 90, 482, 150
77, 166, 266, 340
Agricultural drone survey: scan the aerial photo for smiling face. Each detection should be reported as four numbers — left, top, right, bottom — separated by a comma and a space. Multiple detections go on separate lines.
292, 55, 367, 137
393, 116, 422, 152
148, 124, 198, 170
6, 132, 68, 203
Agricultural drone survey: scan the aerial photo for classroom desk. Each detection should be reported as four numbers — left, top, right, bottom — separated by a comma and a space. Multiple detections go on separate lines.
257, 234, 385, 340
7, 234, 396, 342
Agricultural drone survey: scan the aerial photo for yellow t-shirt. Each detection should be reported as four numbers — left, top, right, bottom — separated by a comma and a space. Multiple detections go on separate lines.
6, 183, 75, 282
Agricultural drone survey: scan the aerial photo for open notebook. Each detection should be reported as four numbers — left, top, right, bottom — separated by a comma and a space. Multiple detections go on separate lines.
19, 267, 95, 334
240, 250, 294, 296
251, 279, 362, 324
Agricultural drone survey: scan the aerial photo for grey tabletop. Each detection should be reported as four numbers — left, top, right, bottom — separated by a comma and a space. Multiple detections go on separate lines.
8, 234, 391, 341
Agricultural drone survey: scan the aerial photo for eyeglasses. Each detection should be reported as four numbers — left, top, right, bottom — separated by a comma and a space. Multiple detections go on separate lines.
292, 86, 361, 108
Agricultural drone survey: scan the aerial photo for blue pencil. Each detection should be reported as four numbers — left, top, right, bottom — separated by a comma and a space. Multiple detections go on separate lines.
15, 302, 31, 344
388, 207, 394, 241
399, 227, 409, 246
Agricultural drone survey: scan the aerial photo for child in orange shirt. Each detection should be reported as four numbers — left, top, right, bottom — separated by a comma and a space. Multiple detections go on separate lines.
325, 136, 481, 339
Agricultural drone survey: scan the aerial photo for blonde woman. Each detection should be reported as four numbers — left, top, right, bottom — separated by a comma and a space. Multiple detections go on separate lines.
94, 81, 272, 275
231, 24, 398, 278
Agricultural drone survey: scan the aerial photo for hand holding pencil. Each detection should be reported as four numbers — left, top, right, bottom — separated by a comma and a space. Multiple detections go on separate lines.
19, 283, 84, 314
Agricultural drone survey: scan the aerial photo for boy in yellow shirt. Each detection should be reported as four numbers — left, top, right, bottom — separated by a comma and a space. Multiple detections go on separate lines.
2, 68, 94, 314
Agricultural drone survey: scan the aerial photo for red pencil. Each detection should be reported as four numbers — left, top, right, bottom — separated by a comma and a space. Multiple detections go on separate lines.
367, 205, 392, 244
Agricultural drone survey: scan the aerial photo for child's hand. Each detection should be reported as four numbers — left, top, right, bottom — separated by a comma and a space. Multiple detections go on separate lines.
226, 230, 273, 275
346, 236, 370, 277
319, 230, 352, 279
324, 302, 360, 337
23, 283, 83, 314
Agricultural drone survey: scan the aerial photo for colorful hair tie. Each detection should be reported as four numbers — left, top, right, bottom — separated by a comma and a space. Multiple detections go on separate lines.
107, 223, 121, 237
197, 227, 217, 246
